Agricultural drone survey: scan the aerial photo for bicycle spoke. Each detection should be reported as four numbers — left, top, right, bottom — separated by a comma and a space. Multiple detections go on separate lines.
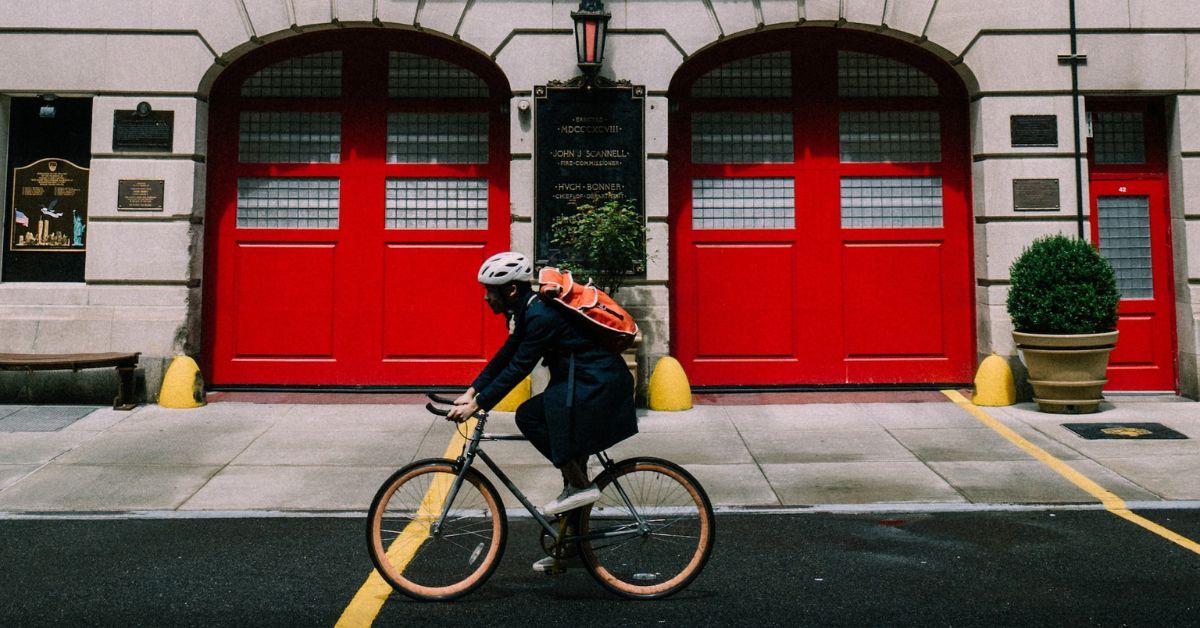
368, 463, 504, 599
579, 462, 713, 599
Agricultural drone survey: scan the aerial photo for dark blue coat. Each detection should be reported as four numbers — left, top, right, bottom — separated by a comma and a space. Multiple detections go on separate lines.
472, 294, 637, 464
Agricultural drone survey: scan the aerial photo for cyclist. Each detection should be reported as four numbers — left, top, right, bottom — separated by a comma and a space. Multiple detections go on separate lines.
448, 251, 638, 563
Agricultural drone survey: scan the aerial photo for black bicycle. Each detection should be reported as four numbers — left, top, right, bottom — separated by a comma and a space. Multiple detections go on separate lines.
366, 393, 716, 601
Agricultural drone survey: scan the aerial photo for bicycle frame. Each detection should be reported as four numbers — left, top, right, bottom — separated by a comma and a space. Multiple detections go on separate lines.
430, 410, 649, 545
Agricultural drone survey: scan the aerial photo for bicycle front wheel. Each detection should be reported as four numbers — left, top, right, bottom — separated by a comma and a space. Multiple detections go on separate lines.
578, 457, 715, 599
367, 459, 507, 601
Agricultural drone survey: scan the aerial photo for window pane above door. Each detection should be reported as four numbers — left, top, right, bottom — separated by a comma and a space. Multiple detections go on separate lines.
387, 112, 488, 163
239, 112, 341, 163
389, 52, 489, 98
241, 51, 342, 98
691, 52, 791, 98
1092, 111, 1146, 164
838, 51, 938, 98
692, 112, 793, 164
839, 111, 940, 163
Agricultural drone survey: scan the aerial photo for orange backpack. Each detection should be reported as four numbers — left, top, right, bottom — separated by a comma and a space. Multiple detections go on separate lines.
538, 267, 638, 353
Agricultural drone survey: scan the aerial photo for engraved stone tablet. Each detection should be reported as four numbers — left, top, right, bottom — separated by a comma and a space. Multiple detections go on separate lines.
1010, 115, 1058, 147
113, 110, 174, 152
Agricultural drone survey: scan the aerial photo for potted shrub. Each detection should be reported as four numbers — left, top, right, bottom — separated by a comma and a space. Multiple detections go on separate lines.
1006, 234, 1120, 413
549, 195, 647, 391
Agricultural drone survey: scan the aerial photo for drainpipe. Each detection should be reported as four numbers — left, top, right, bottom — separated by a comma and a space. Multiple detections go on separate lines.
1064, 0, 1087, 239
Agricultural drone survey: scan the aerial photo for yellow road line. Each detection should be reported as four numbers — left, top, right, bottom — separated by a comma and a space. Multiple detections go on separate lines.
942, 390, 1200, 556
335, 420, 474, 628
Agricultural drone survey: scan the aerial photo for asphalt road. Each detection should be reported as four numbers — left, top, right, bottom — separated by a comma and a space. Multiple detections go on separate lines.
2, 511, 1198, 627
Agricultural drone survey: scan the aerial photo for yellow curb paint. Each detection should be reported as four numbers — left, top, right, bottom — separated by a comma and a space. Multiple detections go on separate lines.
335, 419, 475, 628
942, 389, 1200, 557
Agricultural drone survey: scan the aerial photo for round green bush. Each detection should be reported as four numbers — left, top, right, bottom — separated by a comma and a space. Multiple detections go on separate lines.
1006, 235, 1119, 334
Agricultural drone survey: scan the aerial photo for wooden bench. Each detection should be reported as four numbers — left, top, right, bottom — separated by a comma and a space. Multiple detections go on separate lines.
0, 352, 142, 410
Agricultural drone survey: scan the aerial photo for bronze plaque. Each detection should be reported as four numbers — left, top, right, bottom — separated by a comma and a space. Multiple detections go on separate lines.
535, 84, 645, 262
1010, 115, 1058, 147
117, 179, 165, 210
1013, 178, 1061, 211
9, 158, 89, 252
113, 110, 174, 152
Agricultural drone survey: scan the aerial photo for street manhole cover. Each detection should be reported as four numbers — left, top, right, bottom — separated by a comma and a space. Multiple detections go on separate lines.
1063, 422, 1188, 440
0, 406, 98, 432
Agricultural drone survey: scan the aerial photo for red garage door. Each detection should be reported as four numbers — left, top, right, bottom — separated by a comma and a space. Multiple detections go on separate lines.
203, 32, 510, 386
669, 31, 975, 386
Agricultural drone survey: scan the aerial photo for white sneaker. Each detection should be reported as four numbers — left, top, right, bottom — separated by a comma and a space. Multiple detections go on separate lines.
542, 484, 601, 515
532, 554, 581, 574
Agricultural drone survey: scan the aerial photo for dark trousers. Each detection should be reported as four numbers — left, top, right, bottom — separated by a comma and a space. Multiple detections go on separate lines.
515, 394, 556, 464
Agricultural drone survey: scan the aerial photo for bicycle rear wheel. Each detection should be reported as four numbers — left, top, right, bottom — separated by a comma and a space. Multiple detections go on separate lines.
367, 459, 507, 601
578, 457, 715, 599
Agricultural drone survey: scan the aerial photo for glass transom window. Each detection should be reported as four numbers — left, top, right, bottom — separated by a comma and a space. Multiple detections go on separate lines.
841, 177, 943, 228
237, 178, 339, 229
1098, 196, 1153, 298
692, 178, 794, 229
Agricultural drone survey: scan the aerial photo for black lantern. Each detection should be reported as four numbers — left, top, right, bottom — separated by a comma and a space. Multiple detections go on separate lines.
572, 0, 610, 76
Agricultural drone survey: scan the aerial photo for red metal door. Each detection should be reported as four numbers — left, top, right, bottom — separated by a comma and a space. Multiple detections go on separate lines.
203, 32, 510, 386
669, 31, 975, 386
1087, 100, 1177, 391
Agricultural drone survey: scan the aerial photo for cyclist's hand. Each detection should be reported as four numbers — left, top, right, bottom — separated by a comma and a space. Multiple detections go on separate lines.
447, 398, 480, 423
453, 387, 476, 406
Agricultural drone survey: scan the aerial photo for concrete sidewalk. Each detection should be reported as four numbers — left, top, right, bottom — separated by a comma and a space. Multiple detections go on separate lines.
0, 395, 1198, 513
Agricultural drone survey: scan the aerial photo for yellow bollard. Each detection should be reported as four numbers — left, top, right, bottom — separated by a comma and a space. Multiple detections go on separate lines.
158, 355, 207, 408
492, 376, 532, 412
648, 356, 692, 411
972, 353, 1016, 406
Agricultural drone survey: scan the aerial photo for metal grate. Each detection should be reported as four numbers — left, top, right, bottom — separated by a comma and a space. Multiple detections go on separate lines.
1098, 195, 1153, 299
841, 177, 943, 228
0, 406, 98, 432
692, 112, 793, 164
1092, 112, 1146, 164
237, 178, 339, 229
239, 112, 341, 164
387, 112, 489, 164
389, 52, 489, 98
386, 179, 488, 229
241, 51, 342, 98
691, 52, 791, 98
839, 111, 940, 163
692, 178, 794, 229
838, 51, 938, 98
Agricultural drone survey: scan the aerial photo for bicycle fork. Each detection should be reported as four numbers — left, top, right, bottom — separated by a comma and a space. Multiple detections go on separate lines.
431, 415, 488, 538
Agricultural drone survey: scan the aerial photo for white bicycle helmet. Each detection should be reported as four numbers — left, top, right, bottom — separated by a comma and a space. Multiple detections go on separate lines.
477, 251, 534, 285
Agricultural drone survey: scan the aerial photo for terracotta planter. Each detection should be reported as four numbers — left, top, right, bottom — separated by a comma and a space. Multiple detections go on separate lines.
1012, 330, 1118, 414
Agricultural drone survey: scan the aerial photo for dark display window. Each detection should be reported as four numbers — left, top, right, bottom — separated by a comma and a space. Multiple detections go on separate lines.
3, 97, 92, 282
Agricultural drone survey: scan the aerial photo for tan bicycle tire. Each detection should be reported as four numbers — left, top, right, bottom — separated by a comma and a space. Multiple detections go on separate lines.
577, 457, 716, 600
366, 459, 507, 602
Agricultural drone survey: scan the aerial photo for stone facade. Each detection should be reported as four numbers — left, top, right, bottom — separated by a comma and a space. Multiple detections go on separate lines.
1, 0, 1199, 399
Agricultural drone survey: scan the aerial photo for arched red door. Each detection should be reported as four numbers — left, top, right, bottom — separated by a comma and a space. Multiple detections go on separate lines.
669, 31, 974, 386
203, 31, 510, 386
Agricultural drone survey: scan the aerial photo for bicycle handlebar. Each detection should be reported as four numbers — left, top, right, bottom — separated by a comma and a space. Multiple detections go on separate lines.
426, 392, 458, 405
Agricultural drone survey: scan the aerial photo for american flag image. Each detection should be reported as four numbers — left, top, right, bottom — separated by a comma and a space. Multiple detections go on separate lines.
14, 210, 29, 227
